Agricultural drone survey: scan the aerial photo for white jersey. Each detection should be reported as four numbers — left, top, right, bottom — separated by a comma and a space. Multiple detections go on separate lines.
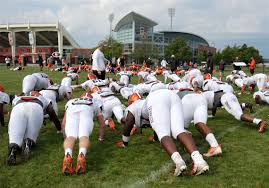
61, 77, 72, 87
125, 99, 147, 128
65, 98, 102, 116
253, 90, 269, 104
252, 73, 268, 91
203, 80, 221, 92
243, 77, 256, 86
182, 69, 202, 82
167, 81, 191, 90
191, 75, 204, 88
137, 71, 149, 80
80, 80, 94, 90
66, 73, 79, 81
0, 91, 10, 104
92, 79, 109, 87
12, 95, 51, 111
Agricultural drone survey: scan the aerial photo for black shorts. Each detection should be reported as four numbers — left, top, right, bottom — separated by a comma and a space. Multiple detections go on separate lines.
250, 69, 255, 74
92, 70, 106, 80
6, 63, 10, 67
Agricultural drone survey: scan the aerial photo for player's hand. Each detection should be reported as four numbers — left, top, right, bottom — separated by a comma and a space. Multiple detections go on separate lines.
130, 127, 137, 136
115, 141, 126, 148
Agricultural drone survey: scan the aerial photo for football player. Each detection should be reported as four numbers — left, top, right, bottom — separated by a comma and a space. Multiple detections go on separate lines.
7, 91, 60, 165
61, 92, 105, 175
117, 90, 209, 176
0, 85, 10, 127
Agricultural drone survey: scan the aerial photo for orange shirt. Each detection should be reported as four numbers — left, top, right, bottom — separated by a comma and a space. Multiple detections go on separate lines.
250, 59, 256, 69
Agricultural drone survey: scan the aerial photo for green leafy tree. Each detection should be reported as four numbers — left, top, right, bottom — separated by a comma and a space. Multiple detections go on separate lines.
197, 49, 207, 64
98, 36, 123, 59
164, 37, 192, 61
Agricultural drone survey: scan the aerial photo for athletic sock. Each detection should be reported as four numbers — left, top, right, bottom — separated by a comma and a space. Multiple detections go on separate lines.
191, 151, 204, 164
79, 147, 87, 156
205, 133, 219, 147
171, 152, 184, 165
65, 148, 72, 157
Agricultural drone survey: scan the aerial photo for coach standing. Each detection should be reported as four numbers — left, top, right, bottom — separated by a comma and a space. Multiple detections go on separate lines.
92, 44, 108, 80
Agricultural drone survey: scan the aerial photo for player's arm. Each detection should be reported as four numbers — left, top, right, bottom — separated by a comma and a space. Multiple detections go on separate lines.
0, 103, 5, 127
116, 111, 135, 148
240, 84, 247, 94
46, 103, 61, 131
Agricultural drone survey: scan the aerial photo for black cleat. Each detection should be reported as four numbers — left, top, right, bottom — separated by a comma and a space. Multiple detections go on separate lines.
7, 143, 20, 166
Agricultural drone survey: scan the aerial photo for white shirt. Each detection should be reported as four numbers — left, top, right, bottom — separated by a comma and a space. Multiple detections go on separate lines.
5, 57, 11, 64
161, 59, 168, 67
92, 48, 106, 71
0, 92, 10, 104
12, 95, 51, 111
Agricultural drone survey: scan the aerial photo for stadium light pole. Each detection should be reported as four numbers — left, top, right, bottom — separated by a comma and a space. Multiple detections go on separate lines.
168, 8, 175, 31
108, 13, 114, 59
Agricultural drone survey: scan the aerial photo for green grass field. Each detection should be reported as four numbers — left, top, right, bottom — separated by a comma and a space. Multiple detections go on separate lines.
0, 66, 269, 188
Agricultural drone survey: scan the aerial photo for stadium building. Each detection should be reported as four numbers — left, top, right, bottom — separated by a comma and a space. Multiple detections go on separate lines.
0, 22, 87, 64
114, 11, 216, 60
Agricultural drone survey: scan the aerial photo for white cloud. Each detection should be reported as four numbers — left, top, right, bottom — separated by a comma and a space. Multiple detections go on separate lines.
0, 0, 268, 56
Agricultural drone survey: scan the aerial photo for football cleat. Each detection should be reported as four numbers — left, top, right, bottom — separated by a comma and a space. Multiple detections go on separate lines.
115, 141, 126, 148
258, 121, 266, 133
108, 118, 116, 130
76, 153, 87, 175
191, 160, 209, 176
173, 160, 187, 176
148, 136, 157, 143
22, 138, 34, 161
6, 144, 20, 166
62, 153, 74, 175
130, 127, 138, 136
203, 145, 222, 157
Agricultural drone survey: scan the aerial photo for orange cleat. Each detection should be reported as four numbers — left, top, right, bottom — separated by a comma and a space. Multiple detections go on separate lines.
130, 127, 138, 136
62, 153, 74, 175
76, 153, 87, 175
148, 136, 157, 143
115, 141, 126, 148
258, 121, 266, 133
203, 145, 222, 157
108, 118, 116, 130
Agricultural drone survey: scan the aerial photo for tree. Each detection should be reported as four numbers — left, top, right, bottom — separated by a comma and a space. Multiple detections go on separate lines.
197, 49, 207, 64
97, 36, 123, 59
212, 51, 223, 64
164, 37, 192, 61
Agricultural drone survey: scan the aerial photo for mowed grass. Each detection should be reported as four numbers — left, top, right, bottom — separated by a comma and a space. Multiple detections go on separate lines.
0, 65, 269, 188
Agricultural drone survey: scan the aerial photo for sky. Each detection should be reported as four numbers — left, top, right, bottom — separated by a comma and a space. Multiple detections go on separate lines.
0, 0, 269, 58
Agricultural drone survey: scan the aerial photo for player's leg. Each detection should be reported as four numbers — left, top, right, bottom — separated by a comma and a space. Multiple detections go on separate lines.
62, 110, 79, 175
23, 103, 44, 160
171, 94, 209, 176
7, 105, 27, 165
147, 93, 187, 176
76, 108, 94, 174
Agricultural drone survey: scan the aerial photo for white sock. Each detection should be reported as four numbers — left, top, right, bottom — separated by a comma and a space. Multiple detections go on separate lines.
241, 103, 246, 108
191, 151, 203, 163
79, 147, 87, 156
171, 152, 183, 165
253, 118, 262, 125
65, 148, 72, 157
205, 133, 219, 147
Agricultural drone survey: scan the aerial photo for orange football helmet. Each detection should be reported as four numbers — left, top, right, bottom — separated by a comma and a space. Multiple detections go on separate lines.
128, 92, 143, 105
87, 73, 96, 80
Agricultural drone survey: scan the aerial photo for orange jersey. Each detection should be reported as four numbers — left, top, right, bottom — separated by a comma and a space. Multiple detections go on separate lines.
250, 59, 256, 69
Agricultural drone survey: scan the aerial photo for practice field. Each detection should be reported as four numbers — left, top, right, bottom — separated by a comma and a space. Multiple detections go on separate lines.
0, 66, 269, 188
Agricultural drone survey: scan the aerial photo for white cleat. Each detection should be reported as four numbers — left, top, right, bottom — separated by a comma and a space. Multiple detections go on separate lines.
203, 145, 222, 157
191, 160, 209, 176
173, 160, 187, 176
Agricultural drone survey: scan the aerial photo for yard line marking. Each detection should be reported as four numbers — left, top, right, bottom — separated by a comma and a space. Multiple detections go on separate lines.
126, 107, 265, 188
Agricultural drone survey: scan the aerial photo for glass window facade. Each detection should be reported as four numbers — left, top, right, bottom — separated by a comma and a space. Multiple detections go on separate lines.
134, 22, 153, 42
116, 23, 133, 44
